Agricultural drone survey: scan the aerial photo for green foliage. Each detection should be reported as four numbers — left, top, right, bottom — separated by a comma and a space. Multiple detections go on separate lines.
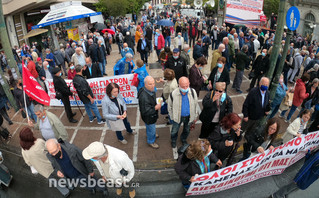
94, 0, 148, 17
263, 0, 280, 18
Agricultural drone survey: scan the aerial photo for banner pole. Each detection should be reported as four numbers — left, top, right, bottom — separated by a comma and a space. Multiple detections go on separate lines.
23, 89, 30, 122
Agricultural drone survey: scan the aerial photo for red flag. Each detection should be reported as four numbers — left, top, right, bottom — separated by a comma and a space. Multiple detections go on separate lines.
22, 66, 50, 106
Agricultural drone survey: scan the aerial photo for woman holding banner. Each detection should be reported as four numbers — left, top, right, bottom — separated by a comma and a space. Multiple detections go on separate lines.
175, 139, 222, 190
101, 83, 136, 145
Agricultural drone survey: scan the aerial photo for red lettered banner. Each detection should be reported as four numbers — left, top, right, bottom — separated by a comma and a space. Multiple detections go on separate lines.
22, 66, 50, 106
45, 74, 138, 106
186, 132, 319, 196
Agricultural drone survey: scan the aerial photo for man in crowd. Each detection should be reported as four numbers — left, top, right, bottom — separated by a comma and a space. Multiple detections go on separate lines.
114, 53, 135, 75
46, 139, 108, 196
88, 39, 99, 64
193, 39, 203, 61
53, 48, 67, 77
248, 49, 269, 91
71, 47, 86, 67
165, 48, 188, 81
188, 22, 197, 48
242, 77, 271, 135
52, 67, 78, 123
168, 77, 198, 148
82, 141, 135, 197
180, 44, 191, 73
97, 40, 107, 76
73, 65, 106, 124
28, 104, 68, 141
138, 76, 161, 149
137, 34, 151, 66
121, 43, 134, 58
211, 25, 219, 50
233, 45, 250, 94
83, 57, 102, 79
154, 29, 165, 62
202, 30, 211, 59
45, 48, 55, 72
211, 44, 225, 71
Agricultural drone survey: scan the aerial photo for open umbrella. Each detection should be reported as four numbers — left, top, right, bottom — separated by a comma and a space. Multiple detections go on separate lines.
94, 23, 107, 31
157, 19, 174, 27
22, 28, 48, 39
101, 29, 115, 35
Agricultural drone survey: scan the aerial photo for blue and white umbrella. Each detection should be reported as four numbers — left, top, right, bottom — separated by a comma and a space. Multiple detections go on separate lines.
157, 19, 174, 27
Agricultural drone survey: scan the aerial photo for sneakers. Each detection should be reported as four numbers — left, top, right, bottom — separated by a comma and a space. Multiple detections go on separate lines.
128, 130, 137, 135
69, 118, 78, 123
236, 90, 243, 94
149, 143, 159, 149
129, 189, 136, 198
97, 119, 106, 124
119, 139, 128, 144
89, 116, 97, 123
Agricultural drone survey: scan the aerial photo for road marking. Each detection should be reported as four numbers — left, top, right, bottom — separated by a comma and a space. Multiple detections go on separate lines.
132, 106, 140, 162
59, 110, 65, 119
70, 111, 86, 144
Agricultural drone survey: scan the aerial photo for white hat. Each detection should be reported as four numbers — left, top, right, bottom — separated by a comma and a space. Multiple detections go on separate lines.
82, 142, 106, 160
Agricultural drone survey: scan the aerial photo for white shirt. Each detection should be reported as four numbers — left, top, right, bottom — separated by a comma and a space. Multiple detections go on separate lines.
253, 39, 260, 53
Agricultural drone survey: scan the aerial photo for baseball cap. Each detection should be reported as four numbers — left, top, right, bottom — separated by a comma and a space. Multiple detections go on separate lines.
51, 67, 61, 75
82, 141, 106, 160
173, 48, 180, 53
37, 57, 42, 61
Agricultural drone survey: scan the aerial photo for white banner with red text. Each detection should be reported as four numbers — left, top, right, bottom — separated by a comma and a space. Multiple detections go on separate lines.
45, 74, 138, 106
186, 132, 319, 196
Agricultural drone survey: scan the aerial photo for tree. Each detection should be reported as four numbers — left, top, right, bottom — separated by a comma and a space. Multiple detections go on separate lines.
263, 0, 280, 18
94, 0, 148, 17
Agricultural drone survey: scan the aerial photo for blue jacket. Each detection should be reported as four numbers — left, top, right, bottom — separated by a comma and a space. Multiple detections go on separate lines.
294, 150, 319, 190
133, 65, 149, 91
114, 57, 135, 75
193, 44, 203, 60
272, 83, 288, 106
121, 48, 134, 58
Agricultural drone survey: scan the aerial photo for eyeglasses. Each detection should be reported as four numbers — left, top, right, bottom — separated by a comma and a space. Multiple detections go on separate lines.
215, 90, 224, 93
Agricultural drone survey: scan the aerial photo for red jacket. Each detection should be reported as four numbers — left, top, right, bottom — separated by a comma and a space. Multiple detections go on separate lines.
27, 61, 38, 78
293, 79, 309, 107
155, 34, 165, 50
68, 69, 76, 80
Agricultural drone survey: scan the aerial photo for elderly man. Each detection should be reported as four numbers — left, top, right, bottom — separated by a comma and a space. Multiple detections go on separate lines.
46, 139, 108, 196
121, 43, 134, 58
202, 30, 211, 59
174, 32, 184, 52
165, 48, 188, 81
114, 53, 135, 75
211, 25, 219, 50
248, 48, 269, 91
53, 48, 67, 77
42, 61, 52, 80
71, 47, 86, 67
83, 57, 102, 79
154, 29, 165, 61
28, 105, 68, 141
168, 77, 198, 148
44, 49, 55, 72
180, 44, 191, 72
26, 57, 39, 80
97, 40, 107, 76
137, 34, 151, 65
233, 45, 250, 93
82, 141, 135, 197
138, 76, 161, 149
73, 65, 106, 124
242, 77, 271, 135
88, 39, 99, 64
210, 44, 225, 70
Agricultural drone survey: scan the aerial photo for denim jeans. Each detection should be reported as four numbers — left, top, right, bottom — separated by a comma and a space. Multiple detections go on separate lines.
182, 32, 188, 44
140, 51, 148, 64
27, 103, 37, 123
280, 104, 297, 121
145, 123, 156, 144
84, 102, 102, 122
212, 40, 219, 50
117, 43, 123, 52
165, 36, 171, 47
115, 117, 133, 140
171, 116, 190, 144
98, 59, 106, 76
269, 103, 280, 119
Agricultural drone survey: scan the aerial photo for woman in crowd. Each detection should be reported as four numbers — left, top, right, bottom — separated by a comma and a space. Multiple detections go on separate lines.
199, 82, 232, 139
101, 83, 136, 144
282, 110, 311, 144
189, 57, 208, 96
67, 62, 76, 80
207, 57, 230, 90
135, 26, 142, 45
175, 139, 222, 190
242, 118, 280, 160
299, 78, 319, 114
269, 74, 288, 118
133, 59, 149, 92
208, 113, 242, 167
280, 74, 310, 123
160, 47, 173, 70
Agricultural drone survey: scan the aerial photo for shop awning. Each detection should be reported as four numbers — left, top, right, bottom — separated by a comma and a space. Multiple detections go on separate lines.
32, 1, 101, 30
22, 28, 48, 39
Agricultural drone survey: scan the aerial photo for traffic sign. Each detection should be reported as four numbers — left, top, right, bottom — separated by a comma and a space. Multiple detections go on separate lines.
286, 6, 300, 31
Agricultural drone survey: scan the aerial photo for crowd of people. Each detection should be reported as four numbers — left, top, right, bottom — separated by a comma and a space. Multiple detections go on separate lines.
0, 5, 318, 198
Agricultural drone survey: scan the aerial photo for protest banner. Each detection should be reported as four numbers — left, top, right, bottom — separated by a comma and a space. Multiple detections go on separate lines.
45, 74, 138, 106
186, 132, 319, 196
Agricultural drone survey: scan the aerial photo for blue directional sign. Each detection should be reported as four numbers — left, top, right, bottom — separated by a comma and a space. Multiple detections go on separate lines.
286, 6, 300, 31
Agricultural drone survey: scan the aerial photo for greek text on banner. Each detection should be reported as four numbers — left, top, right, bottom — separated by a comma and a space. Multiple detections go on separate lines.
45, 74, 138, 106
186, 132, 319, 196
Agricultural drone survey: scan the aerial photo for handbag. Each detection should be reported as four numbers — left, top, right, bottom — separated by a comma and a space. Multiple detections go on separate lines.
160, 102, 168, 115
131, 73, 139, 87
108, 99, 126, 131
55, 91, 63, 100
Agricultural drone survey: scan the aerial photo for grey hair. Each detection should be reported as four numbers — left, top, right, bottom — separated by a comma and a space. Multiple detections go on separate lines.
125, 53, 133, 59
34, 104, 44, 113
45, 138, 58, 149
144, 76, 154, 85
184, 44, 190, 50
313, 78, 319, 84
242, 45, 248, 52
75, 65, 83, 73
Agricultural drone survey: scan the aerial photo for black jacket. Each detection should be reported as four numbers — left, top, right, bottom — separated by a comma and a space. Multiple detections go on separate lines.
13, 86, 31, 109
235, 51, 250, 71
73, 74, 93, 104
193, 44, 203, 60
138, 87, 158, 124
53, 76, 72, 96
165, 56, 188, 81
124, 35, 135, 50
302, 85, 319, 108
175, 151, 218, 186
83, 63, 102, 79
137, 38, 151, 53
242, 87, 271, 120
208, 127, 242, 161
199, 91, 233, 123
97, 45, 106, 62
252, 55, 269, 75
88, 43, 99, 63
208, 67, 230, 87
245, 125, 273, 153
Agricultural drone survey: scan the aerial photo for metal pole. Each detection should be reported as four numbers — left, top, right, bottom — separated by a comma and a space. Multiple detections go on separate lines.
0, 70, 18, 111
0, 0, 21, 78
